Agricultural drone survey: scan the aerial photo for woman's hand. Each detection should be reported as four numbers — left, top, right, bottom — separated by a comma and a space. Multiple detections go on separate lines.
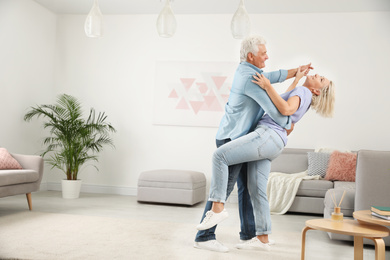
296, 66, 309, 81
252, 72, 272, 90
300, 63, 313, 73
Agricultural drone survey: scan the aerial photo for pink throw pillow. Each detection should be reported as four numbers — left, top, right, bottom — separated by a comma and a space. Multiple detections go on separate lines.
0, 148, 23, 170
325, 151, 357, 182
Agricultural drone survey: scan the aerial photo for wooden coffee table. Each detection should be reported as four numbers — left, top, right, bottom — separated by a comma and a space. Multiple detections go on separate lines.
353, 210, 390, 227
301, 218, 389, 260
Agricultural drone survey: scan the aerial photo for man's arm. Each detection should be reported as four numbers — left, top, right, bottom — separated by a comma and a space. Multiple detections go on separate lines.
262, 70, 288, 84
285, 63, 313, 80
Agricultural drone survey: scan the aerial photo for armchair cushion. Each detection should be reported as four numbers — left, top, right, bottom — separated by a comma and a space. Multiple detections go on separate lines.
0, 170, 39, 186
0, 148, 22, 170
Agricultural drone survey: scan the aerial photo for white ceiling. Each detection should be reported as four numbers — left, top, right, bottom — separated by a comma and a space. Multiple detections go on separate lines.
32, 0, 390, 15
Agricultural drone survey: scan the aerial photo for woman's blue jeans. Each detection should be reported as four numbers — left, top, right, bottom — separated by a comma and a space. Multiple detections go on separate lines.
209, 125, 284, 235
195, 139, 256, 242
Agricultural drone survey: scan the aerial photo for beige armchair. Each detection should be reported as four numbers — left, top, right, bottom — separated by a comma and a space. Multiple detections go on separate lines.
0, 153, 44, 210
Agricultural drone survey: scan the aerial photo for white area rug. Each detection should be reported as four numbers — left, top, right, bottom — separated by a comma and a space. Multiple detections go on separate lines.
0, 211, 301, 260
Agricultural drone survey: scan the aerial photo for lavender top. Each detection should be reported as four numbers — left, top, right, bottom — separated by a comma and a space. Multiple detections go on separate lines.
258, 86, 313, 145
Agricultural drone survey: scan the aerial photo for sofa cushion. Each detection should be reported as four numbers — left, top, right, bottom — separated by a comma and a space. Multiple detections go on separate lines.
325, 151, 357, 182
296, 179, 334, 197
307, 152, 330, 177
271, 148, 312, 173
333, 181, 355, 190
0, 170, 39, 186
0, 148, 22, 170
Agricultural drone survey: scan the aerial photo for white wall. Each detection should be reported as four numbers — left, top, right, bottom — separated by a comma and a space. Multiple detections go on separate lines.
2, 1, 390, 194
0, 0, 57, 183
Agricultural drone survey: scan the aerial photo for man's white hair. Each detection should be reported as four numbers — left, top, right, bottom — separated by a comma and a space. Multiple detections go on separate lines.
240, 35, 267, 62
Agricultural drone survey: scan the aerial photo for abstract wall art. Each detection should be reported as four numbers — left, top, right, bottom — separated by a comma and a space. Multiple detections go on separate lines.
153, 61, 237, 127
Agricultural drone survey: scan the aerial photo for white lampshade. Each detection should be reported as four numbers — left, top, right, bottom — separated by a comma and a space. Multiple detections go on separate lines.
231, 0, 251, 39
156, 0, 177, 38
85, 0, 103, 38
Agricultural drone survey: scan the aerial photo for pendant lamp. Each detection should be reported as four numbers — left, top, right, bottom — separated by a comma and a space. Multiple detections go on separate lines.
85, 0, 103, 38
231, 0, 251, 39
156, 0, 177, 38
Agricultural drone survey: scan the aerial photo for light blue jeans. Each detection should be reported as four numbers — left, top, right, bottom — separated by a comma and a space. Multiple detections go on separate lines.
209, 125, 284, 235
195, 139, 256, 242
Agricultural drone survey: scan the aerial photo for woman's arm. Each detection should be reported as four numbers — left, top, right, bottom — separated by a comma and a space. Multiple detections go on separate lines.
252, 68, 307, 116
285, 66, 308, 92
284, 76, 302, 93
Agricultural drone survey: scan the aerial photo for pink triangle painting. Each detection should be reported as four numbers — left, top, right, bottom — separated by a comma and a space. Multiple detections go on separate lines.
196, 82, 209, 94
202, 95, 222, 111
154, 61, 236, 127
212, 76, 227, 90
221, 94, 229, 104
189, 101, 204, 114
176, 97, 190, 110
180, 78, 196, 91
203, 95, 216, 108
168, 89, 178, 98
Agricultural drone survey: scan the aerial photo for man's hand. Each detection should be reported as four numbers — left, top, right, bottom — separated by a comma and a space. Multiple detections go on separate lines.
286, 123, 295, 136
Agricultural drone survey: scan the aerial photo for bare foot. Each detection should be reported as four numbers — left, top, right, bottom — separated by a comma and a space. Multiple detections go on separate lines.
257, 235, 269, 244
211, 202, 224, 213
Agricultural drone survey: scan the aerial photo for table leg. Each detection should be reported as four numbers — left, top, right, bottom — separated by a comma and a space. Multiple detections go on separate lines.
301, 226, 312, 260
354, 236, 363, 260
372, 238, 385, 260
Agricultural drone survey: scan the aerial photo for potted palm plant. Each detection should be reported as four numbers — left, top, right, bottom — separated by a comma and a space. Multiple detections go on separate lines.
24, 94, 116, 199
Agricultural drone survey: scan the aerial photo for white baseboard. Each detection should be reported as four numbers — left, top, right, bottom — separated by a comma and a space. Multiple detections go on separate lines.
40, 183, 237, 202
40, 182, 138, 196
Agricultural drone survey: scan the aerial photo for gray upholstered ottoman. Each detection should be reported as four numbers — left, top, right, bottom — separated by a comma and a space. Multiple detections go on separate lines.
137, 169, 206, 205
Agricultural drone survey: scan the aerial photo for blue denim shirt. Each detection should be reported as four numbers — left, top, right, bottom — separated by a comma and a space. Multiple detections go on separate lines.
216, 62, 291, 140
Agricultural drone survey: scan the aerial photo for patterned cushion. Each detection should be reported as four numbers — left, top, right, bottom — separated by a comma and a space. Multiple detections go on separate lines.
0, 148, 23, 170
307, 152, 330, 177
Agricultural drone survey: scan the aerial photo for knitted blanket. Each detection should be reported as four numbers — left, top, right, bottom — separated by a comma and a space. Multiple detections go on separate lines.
267, 171, 320, 215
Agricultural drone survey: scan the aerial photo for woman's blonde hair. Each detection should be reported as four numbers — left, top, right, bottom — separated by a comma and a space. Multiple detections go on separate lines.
311, 81, 335, 117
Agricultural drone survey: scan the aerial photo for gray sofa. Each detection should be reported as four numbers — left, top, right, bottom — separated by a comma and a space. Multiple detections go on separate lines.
271, 148, 338, 214
271, 148, 390, 246
324, 150, 390, 246
0, 153, 44, 210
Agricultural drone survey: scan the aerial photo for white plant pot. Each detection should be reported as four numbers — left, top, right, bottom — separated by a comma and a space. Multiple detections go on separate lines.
61, 179, 82, 199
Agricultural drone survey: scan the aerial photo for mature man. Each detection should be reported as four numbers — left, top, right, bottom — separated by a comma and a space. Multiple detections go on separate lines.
194, 35, 312, 252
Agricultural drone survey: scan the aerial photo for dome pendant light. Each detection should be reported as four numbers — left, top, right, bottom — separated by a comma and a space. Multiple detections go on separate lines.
85, 0, 103, 38
156, 0, 177, 38
231, 0, 251, 39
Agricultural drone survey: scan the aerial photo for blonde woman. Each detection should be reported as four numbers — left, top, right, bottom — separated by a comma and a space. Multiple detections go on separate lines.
196, 67, 335, 251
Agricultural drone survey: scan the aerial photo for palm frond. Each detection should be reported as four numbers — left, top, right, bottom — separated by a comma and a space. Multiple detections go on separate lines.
24, 94, 116, 180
